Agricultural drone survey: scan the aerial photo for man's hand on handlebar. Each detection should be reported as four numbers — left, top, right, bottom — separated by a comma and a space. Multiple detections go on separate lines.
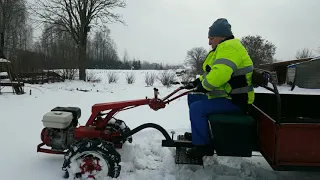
193, 83, 209, 93
183, 78, 209, 93
184, 78, 200, 90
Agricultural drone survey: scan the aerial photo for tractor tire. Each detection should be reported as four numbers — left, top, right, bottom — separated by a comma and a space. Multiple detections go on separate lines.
62, 138, 121, 179
106, 118, 133, 143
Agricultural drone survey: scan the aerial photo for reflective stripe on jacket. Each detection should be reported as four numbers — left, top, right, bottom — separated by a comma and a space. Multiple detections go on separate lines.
199, 38, 254, 105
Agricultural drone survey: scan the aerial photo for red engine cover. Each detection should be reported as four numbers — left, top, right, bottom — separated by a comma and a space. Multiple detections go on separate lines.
40, 128, 51, 146
74, 126, 122, 148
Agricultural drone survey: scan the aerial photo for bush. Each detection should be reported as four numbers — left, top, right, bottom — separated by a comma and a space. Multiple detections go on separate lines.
157, 70, 176, 87
59, 69, 78, 80
107, 71, 119, 83
86, 71, 101, 83
180, 72, 194, 85
144, 72, 156, 86
125, 72, 135, 84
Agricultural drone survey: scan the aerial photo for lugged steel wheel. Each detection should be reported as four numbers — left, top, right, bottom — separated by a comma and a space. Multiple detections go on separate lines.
62, 138, 121, 179
106, 117, 133, 143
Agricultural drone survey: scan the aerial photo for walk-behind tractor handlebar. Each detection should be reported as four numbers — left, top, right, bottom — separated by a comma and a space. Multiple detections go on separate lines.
150, 86, 193, 110
84, 86, 193, 128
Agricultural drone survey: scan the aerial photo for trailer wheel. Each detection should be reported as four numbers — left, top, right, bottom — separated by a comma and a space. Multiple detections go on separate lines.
62, 138, 121, 179
106, 118, 133, 143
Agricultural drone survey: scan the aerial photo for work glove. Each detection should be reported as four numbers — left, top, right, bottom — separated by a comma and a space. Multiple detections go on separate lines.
184, 78, 200, 89
193, 82, 209, 93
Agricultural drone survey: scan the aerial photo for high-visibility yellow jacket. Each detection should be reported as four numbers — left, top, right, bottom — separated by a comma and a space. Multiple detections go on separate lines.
199, 38, 254, 105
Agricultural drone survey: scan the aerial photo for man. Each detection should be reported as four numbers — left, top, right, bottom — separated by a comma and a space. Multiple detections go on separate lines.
185, 18, 255, 157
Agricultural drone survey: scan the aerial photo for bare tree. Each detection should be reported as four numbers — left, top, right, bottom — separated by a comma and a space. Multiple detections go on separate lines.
295, 48, 314, 59
87, 28, 119, 68
30, 0, 126, 80
185, 47, 207, 75
17, 23, 33, 51
122, 48, 131, 69
31, 23, 79, 71
0, 0, 28, 59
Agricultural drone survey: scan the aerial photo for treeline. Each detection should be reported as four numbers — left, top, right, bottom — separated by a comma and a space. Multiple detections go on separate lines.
0, 0, 181, 74
6, 23, 181, 72
0, 0, 33, 63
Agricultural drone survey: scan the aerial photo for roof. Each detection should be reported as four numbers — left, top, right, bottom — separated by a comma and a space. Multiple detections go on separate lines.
312, 56, 320, 60
258, 57, 313, 70
259, 57, 312, 66
288, 56, 320, 67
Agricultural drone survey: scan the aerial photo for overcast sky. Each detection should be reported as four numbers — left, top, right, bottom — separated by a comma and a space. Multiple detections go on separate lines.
30, 0, 320, 65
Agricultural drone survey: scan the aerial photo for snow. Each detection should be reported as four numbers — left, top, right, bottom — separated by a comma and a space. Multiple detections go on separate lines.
0, 58, 10, 63
0, 72, 8, 76
1, 69, 320, 180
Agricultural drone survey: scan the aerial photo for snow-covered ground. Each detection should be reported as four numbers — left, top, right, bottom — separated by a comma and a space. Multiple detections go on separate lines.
1, 69, 320, 180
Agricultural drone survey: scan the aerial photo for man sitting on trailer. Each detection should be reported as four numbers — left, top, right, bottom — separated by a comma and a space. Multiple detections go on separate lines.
184, 18, 255, 157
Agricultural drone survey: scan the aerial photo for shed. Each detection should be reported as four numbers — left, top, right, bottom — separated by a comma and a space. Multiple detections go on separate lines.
258, 58, 312, 85
290, 56, 320, 89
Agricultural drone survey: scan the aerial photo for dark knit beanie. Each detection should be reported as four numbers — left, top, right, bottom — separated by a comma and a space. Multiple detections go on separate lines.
208, 18, 233, 37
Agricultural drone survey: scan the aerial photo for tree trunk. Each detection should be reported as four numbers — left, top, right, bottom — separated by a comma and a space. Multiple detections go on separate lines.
0, 32, 5, 58
78, 33, 87, 81
78, 44, 86, 80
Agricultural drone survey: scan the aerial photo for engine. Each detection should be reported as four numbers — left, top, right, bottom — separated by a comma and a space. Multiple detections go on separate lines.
40, 107, 81, 151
